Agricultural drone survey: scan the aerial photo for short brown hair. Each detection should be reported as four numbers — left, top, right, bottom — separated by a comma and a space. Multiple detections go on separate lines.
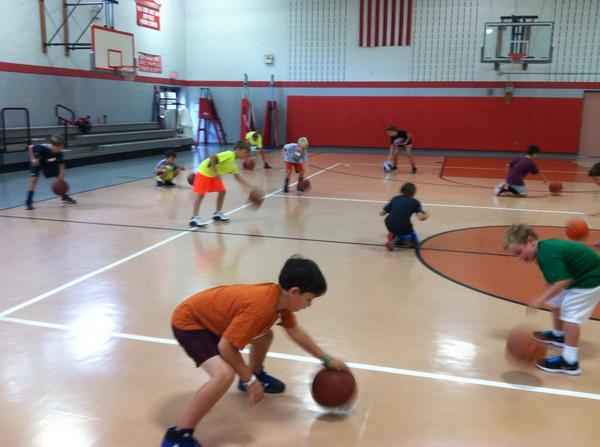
503, 224, 539, 249
234, 140, 250, 151
400, 182, 416, 196
48, 134, 65, 147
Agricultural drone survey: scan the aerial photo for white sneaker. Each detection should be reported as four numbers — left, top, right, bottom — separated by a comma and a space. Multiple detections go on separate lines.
213, 211, 230, 221
189, 216, 207, 227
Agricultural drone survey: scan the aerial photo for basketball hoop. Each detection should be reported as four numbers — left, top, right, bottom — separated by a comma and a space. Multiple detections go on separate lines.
509, 52, 525, 63
110, 65, 137, 81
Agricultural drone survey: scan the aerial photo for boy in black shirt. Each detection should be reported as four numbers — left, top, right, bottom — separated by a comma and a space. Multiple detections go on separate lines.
385, 126, 417, 174
26, 135, 76, 210
380, 182, 428, 250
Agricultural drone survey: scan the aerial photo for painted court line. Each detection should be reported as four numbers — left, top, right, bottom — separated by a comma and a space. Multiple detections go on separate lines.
0, 163, 341, 317
0, 231, 189, 318
1, 315, 599, 402
271, 194, 587, 215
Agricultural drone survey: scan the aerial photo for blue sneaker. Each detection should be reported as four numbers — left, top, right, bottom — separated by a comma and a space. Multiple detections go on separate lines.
161, 427, 202, 447
238, 370, 286, 394
536, 356, 581, 376
533, 330, 565, 347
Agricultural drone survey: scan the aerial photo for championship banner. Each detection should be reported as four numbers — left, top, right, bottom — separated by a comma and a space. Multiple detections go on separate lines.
136, 0, 162, 30
137, 52, 163, 73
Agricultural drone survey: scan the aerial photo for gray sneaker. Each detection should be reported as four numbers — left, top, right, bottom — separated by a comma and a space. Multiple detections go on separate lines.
213, 211, 230, 221
189, 216, 207, 227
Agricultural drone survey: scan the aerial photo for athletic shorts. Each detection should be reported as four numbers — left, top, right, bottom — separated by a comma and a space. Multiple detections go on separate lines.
30, 163, 59, 178
393, 144, 413, 154
193, 173, 225, 194
387, 229, 420, 244
172, 326, 221, 367
285, 162, 304, 173
546, 284, 600, 324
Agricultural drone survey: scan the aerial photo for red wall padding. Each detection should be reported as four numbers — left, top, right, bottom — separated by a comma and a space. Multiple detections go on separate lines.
286, 96, 583, 153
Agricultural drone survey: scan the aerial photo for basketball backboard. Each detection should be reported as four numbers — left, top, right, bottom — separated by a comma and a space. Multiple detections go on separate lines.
481, 21, 553, 64
91, 25, 136, 74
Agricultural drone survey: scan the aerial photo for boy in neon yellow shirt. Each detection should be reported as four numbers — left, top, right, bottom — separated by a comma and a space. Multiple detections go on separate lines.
245, 131, 272, 169
189, 141, 253, 227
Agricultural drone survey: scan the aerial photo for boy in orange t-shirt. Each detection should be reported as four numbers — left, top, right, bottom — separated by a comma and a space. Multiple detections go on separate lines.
161, 255, 349, 447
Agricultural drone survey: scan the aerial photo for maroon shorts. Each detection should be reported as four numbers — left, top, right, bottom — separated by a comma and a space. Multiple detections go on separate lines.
172, 326, 221, 367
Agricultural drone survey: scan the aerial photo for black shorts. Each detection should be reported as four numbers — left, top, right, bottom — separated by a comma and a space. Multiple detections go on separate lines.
172, 326, 221, 367
30, 163, 59, 178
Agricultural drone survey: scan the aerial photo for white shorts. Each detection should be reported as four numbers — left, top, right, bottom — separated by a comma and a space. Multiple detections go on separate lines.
547, 284, 600, 324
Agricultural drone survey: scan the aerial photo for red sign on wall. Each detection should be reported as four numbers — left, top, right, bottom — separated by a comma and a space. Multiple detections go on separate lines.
136, 1, 161, 30
137, 52, 162, 73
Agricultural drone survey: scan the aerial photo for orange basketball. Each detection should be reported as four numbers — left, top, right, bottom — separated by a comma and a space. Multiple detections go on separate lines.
565, 218, 589, 240
549, 182, 563, 195
505, 326, 547, 365
311, 368, 357, 408
300, 179, 311, 192
245, 158, 255, 170
187, 173, 196, 185
248, 188, 264, 207
51, 179, 69, 196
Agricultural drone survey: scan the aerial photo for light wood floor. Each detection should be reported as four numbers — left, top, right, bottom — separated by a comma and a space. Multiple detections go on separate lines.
2, 152, 600, 446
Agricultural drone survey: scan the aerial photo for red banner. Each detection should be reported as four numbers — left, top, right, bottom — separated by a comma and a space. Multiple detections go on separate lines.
137, 52, 162, 73
136, 1, 161, 30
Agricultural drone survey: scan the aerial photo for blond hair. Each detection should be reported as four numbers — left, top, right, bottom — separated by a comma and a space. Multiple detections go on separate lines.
503, 224, 539, 249
297, 137, 309, 147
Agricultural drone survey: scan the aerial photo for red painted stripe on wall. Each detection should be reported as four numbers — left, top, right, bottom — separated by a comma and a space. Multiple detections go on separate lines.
1, 61, 600, 90
286, 96, 583, 153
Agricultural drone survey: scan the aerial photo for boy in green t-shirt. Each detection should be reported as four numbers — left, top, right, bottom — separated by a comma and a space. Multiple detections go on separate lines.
504, 224, 600, 375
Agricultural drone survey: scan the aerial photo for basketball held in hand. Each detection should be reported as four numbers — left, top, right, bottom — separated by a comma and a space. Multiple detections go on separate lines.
187, 173, 196, 185
51, 179, 69, 196
311, 368, 357, 409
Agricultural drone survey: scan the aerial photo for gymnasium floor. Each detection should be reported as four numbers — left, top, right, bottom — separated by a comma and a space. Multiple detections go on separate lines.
2, 148, 600, 447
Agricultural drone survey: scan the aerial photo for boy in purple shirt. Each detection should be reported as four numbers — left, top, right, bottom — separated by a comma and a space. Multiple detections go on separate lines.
494, 145, 548, 196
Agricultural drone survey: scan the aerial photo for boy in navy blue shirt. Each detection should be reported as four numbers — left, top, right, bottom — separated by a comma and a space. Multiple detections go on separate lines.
25, 135, 76, 209
380, 182, 428, 250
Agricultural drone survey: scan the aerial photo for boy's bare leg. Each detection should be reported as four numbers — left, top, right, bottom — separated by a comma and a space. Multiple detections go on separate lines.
192, 194, 205, 216
216, 191, 226, 212
177, 356, 235, 429
248, 330, 274, 373
552, 308, 563, 331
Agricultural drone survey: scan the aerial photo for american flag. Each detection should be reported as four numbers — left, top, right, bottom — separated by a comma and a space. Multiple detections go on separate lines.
359, 0, 413, 47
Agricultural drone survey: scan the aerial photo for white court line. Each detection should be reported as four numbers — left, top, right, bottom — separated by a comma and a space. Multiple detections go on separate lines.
340, 162, 584, 175
271, 194, 587, 215
0, 231, 190, 318
0, 162, 341, 317
2, 315, 600, 402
